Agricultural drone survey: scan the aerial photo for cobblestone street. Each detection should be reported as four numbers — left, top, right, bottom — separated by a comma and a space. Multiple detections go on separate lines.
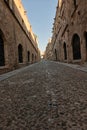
0, 60, 87, 130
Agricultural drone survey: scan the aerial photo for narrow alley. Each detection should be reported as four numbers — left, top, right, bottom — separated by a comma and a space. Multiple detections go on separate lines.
0, 60, 87, 130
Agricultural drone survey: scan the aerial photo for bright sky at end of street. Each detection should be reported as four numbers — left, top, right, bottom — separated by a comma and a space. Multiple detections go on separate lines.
22, 0, 58, 53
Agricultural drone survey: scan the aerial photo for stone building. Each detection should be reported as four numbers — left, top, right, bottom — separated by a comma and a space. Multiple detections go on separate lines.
0, 0, 40, 74
45, 39, 55, 60
46, 0, 87, 64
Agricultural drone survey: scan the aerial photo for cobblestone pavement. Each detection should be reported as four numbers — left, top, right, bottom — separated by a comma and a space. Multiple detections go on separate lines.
0, 60, 87, 130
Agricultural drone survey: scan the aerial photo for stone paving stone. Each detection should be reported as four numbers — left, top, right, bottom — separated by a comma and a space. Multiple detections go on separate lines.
0, 60, 87, 130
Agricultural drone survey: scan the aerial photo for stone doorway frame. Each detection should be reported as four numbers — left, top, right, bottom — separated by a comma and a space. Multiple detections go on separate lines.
0, 30, 5, 66
84, 31, 87, 61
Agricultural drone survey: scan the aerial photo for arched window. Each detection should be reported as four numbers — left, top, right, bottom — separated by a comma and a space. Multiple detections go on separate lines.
63, 42, 67, 60
0, 32, 5, 66
72, 34, 81, 60
27, 51, 30, 62
18, 44, 23, 63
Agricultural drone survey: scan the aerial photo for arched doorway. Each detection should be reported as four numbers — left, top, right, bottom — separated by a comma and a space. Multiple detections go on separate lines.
27, 51, 30, 62
32, 53, 34, 62
0, 32, 5, 66
63, 42, 67, 60
55, 49, 57, 61
18, 44, 23, 63
84, 32, 87, 60
74, 0, 76, 7
35, 55, 36, 61
72, 34, 81, 60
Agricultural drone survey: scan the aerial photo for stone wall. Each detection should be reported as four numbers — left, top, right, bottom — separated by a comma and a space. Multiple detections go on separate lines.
0, 0, 40, 74
45, 39, 53, 60
46, 0, 87, 64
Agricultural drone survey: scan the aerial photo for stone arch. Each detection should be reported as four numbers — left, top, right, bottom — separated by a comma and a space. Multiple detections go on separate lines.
18, 44, 23, 63
63, 42, 67, 60
27, 51, 30, 62
72, 34, 81, 60
0, 30, 5, 66
55, 49, 57, 61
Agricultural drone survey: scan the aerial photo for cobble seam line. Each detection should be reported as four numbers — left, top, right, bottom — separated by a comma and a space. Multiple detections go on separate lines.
45, 67, 59, 129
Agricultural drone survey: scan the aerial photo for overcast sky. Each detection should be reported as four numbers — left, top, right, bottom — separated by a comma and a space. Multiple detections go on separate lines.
22, 0, 58, 53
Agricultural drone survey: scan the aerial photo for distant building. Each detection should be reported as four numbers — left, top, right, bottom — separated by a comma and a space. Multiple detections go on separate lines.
0, 0, 40, 74
46, 0, 87, 64
45, 38, 55, 60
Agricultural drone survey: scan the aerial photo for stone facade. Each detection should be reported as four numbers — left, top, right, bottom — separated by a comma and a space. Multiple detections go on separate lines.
45, 39, 55, 60
0, 0, 40, 74
45, 0, 87, 64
